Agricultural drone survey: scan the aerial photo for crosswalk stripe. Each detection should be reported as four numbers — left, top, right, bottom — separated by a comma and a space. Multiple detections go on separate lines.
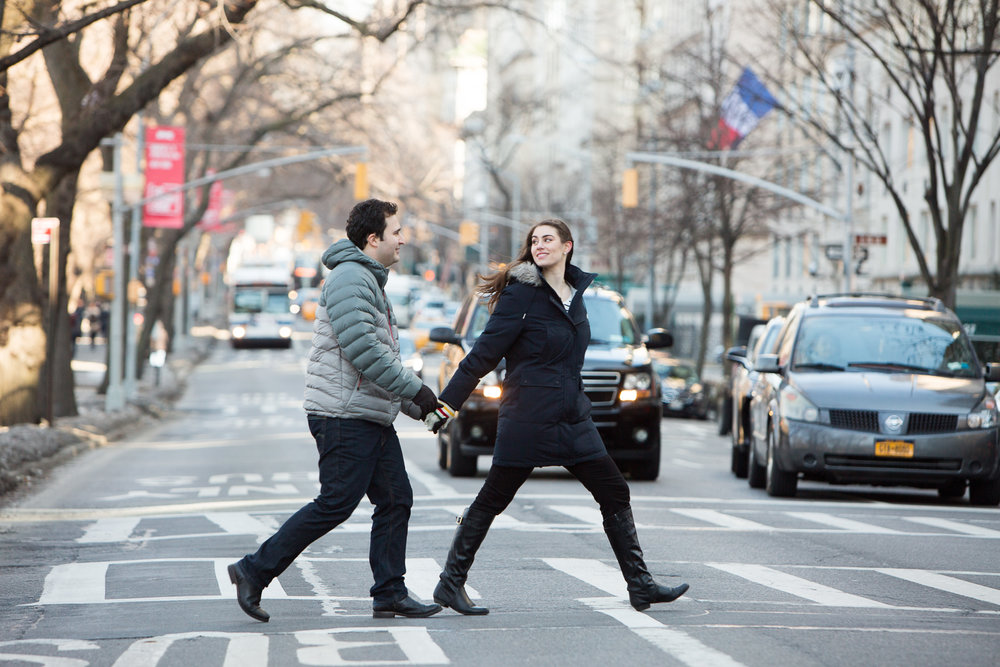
582, 597, 745, 667
77, 517, 141, 543
876, 568, 1000, 606
403, 557, 480, 602
672, 508, 771, 531
903, 516, 1000, 537
707, 563, 894, 608
550, 505, 604, 525
785, 511, 901, 534
204, 512, 275, 538
544, 558, 627, 597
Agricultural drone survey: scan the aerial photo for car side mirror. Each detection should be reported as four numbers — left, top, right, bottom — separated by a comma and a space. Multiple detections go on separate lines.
754, 353, 781, 374
985, 363, 1000, 382
429, 326, 461, 345
725, 346, 750, 369
644, 328, 673, 349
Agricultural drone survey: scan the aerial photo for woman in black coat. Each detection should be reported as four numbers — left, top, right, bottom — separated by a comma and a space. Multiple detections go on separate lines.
427, 219, 688, 615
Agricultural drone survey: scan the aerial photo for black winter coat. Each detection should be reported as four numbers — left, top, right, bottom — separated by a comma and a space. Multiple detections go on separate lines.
439, 262, 606, 467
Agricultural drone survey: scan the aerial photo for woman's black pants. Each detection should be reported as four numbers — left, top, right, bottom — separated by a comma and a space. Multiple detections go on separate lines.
469, 454, 630, 520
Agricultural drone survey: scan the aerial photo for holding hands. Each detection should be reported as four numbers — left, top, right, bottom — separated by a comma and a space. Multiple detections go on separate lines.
424, 401, 457, 434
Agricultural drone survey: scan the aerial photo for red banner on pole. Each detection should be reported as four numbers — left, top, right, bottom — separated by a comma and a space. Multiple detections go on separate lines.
143, 125, 186, 228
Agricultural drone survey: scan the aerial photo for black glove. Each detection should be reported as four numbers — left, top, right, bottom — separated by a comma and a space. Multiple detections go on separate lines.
413, 384, 438, 419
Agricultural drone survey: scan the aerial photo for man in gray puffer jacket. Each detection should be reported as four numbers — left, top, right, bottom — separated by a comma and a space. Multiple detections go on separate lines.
228, 199, 442, 621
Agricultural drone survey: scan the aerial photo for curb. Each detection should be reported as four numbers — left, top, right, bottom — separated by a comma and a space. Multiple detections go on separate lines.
0, 335, 215, 501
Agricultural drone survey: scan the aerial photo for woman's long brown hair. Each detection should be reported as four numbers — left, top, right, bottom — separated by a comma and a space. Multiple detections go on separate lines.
475, 219, 575, 312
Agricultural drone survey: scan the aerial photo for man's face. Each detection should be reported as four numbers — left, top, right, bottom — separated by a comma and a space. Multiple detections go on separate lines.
370, 215, 404, 267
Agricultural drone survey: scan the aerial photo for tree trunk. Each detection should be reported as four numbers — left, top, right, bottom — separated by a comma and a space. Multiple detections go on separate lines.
43, 173, 81, 418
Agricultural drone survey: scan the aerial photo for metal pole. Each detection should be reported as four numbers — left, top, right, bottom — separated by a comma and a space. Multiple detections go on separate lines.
511, 174, 521, 258
125, 116, 146, 398
105, 133, 126, 411
843, 154, 854, 291
46, 221, 59, 425
124, 203, 140, 397
646, 166, 656, 329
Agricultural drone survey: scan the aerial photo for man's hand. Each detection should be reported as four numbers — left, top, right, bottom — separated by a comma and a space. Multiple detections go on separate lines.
413, 384, 439, 419
424, 401, 457, 434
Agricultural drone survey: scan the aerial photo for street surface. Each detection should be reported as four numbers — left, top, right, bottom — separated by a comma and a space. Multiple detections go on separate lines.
2, 332, 999, 666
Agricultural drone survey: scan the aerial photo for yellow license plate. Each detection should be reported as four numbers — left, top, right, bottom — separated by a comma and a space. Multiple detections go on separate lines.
875, 440, 914, 458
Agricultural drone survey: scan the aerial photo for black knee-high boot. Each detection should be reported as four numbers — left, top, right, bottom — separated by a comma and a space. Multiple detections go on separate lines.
433, 507, 494, 615
603, 507, 689, 611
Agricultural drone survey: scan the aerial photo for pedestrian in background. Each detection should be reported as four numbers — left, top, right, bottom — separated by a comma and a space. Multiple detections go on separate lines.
426, 219, 689, 615
228, 199, 442, 622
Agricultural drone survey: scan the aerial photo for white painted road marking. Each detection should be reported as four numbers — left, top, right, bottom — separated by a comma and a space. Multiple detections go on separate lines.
904, 516, 1000, 538
876, 568, 1000, 607
581, 597, 746, 667
785, 511, 902, 534
672, 508, 772, 531
706, 562, 895, 608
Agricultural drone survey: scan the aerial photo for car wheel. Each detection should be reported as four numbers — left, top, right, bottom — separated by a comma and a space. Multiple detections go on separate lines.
437, 433, 447, 470
937, 480, 966, 500
765, 426, 797, 497
717, 395, 733, 435
731, 443, 749, 479
969, 476, 1000, 506
628, 438, 661, 481
747, 435, 766, 489
446, 421, 477, 477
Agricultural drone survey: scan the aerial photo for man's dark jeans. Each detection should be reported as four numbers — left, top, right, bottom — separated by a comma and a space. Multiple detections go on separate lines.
240, 416, 413, 604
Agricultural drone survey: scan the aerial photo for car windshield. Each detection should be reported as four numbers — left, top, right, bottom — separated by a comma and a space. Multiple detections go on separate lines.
234, 289, 289, 314
584, 295, 639, 345
466, 293, 639, 345
791, 314, 979, 378
653, 362, 697, 382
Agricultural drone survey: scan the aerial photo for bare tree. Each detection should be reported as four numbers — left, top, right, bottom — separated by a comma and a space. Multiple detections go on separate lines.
761, 0, 1000, 308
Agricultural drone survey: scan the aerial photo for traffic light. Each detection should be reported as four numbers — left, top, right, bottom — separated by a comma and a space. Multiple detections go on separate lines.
297, 210, 316, 240
354, 162, 369, 200
459, 220, 479, 246
622, 168, 638, 208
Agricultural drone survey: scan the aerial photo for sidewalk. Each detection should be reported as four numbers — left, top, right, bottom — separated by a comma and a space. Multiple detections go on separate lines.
0, 328, 218, 501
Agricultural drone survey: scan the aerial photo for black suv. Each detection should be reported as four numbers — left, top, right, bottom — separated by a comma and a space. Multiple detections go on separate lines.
748, 293, 1000, 504
430, 286, 673, 479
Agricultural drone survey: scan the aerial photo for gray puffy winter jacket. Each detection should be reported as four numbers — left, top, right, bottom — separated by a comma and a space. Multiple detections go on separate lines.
303, 239, 423, 425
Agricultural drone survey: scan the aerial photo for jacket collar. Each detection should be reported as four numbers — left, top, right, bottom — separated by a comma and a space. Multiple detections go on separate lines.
508, 261, 595, 292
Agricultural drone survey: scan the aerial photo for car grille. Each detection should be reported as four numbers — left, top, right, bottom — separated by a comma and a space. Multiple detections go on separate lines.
829, 409, 879, 432
907, 413, 958, 434
583, 371, 621, 407
828, 409, 959, 434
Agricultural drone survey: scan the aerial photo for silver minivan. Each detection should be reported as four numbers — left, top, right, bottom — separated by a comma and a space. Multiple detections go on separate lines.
748, 294, 1000, 505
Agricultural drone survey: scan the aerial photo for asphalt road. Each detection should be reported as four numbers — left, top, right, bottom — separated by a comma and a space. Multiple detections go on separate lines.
1, 335, 999, 666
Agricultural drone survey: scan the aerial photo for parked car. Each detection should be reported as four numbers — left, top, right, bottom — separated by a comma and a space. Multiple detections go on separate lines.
430, 286, 673, 479
397, 329, 424, 380
746, 293, 1000, 505
725, 316, 786, 478
650, 354, 709, 419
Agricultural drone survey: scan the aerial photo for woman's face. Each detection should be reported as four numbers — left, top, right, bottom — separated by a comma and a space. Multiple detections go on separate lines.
530, 225, 572, 269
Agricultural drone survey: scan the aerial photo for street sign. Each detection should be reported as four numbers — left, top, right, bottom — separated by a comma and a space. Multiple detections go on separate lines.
31, 217, 59, 244
854, 233, 887, 245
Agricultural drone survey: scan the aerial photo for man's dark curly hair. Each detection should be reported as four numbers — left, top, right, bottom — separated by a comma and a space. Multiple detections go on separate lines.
346, 199, 398, 249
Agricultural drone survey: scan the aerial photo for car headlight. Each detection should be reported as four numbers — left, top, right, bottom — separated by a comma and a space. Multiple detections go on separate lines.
689, 383, 703, 396
232, 326, 246, 339
779, 384, 820, 423
966, 394, 998, 429
620, 371, 653, 402
478, 371, 502, 400
623, 372, 652, 391
279, 326, 293, 338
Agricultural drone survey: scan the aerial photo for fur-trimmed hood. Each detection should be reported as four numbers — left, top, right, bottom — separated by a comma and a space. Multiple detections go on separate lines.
507, 261, 543, 286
